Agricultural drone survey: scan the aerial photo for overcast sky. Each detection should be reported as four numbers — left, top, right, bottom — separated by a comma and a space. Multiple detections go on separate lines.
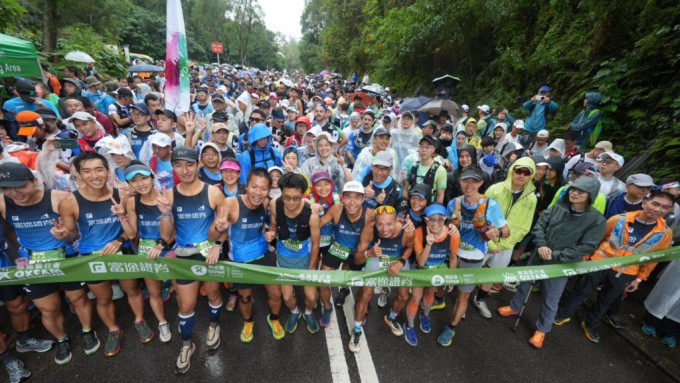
258, 0, 305, 40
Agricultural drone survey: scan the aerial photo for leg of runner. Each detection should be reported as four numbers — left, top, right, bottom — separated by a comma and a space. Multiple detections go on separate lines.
175, 281, 199, 374
237, 288, 255, 342
403, 287, 422, 346
29, 292, 66, 339
281, 285, 301, 334
5, 293, 53, 354
265, 284, 285, 340
64, 288, 100, 355
119, 279, 154, 343
302, 286, 320, 333
0, 335, 30, 383
203, 281, 224, 350
438, 290, 470, 347
350, 286, 372, 353
420, 287, 436, 333
88, 281, 122, 356
385, 287, 408, 339
319, 264, 335, 327
144, 278, 171, 343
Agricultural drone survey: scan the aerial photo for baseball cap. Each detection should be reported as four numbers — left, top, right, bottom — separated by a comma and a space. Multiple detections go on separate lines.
477, 105, 490, 114
211, 93, 226, 103
155, 109, 178, 122
342, 181, 365, 195
148, 133, 172, 148
461, 104, 470, 112
286, 105, 298, 114
106, 137, 132, 156
572, 162, 598, 175
424, 204, 447, 218
626, 173, 655, 187
295, 117, 311, 131
597, 152, 625, 167
69, 111, 96, 122
409, 183, 432, 201
460, 166, 485, 181
117, 88, 133, 98
105, 81, 119, 93
0, 163, 35, 187
422, 120, 437, 128
200, 142, 222, 163
494, 122, 508, 131
15, 80, 36, 96
372, 151, 394, 167
217, 85, 228, 93
594, 141, 613, 153
35, 107, 58, 120
172, 146, 198, 163
538, 85, 551, 93
268, 166, 284, 175
382, 115, 392, 123
442, 123, 454, 133
16, 111, 43, 136
220, 158, 241, 172
256, 100, 271, 109
513, 120, 525, 130
532, 155, 549, 167
85, 76, 100, 87
373, 127, 391, 137
196, 86, 209, 94
124, 164, 153, 181
419, 135, 439, 146
271, 108, 285, 121
130, 102, 150, 115
211, 111, 228, 122
311, 170, 333, 184
536, 129, 549, 138
211, 122, 229, 133
306, 125, 322, 138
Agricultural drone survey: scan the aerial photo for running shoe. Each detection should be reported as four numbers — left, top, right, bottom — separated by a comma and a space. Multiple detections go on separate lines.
383, 315, 403, 337
553, 316, 571, 326
134, 320, 155, 343
304, 312, 320, 334
104, 329, 123, 356
161, 284, 173, 303
15, 337, 53, 353
112, 284, 124, 300
662, 336, 677, 348
54, 340, 72, 365
437, 327, 455, 347
158, 322, 172, 343
472, 296, 492, 319
603, 314, 626, 331
285, 310, 301, 334
207, 324, 221, 350
81, 330, 100, 355
431, 297, 446, 310
5, 359, 30, 383
497, 306, 519, 317
320, 307, 333, 328
267, 315, 285, 340
404, 325, 418, 346
419, 314, 431, 334
226, 294, 238, 312
175, 343, 195, 375
528, 330, 545, 349
581, 321, 600, 343
348, 330, 362, 353
641, 322, 657, 337
240, 321, 254, 343
377, 287, 391, 308
334, 288, 349, 307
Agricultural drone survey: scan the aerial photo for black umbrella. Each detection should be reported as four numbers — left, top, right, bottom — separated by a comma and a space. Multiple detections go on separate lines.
399, 96, 433, 113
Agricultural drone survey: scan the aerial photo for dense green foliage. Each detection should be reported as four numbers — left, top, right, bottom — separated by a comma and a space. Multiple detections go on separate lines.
300, 0, 680, 177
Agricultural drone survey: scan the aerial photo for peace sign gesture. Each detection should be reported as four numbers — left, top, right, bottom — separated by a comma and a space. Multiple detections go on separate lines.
50, 218, 68, 240
214, 205, 229, 232
156, 186, 171, 215
110, 195, 126, 217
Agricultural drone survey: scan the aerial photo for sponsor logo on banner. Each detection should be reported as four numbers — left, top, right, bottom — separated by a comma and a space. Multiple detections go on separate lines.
431, 275, 445, 286
191, 265, 207, 276
562, 268, 577, 277
502, 272, 518, 284
89, 262, 107, 273
275, 273, 299, 282
639, 256, 650, 262
350, 277, 364, 286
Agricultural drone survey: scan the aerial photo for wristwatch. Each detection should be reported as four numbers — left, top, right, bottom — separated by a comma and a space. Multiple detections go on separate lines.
115, 235, 126, 243
398, 258, 407, 265
214, 240, 224, 246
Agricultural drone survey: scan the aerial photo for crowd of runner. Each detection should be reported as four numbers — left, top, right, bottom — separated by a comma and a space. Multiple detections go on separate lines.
0, 63, 678, 381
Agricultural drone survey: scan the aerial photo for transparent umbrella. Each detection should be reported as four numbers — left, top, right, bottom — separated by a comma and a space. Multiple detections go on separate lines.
65, 50, 95, 63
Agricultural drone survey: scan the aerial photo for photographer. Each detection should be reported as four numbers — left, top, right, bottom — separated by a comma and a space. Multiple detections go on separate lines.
522, 86, 558, 137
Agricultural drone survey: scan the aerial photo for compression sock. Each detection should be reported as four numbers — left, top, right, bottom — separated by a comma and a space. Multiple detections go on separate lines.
423, 293, 435, 317
178, 312, 195, 342
407, 301, 418, 328
209, 302, 223, 328
354, 321, 363, 333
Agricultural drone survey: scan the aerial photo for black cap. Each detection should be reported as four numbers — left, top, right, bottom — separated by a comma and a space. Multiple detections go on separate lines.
0, 163, 35, 187
15, 80, 35, 94
117, 88, 133, 98
419, 135, 439, 146
409, 183, 432, 201
154, 109, 177, 122
171, 146, 198, 163
382, 115, 392, 123
35, 107, 58, 120
256, 100, 271, 109
442, 123, 454, 133
459, 165, 485, 181
211, 111, 228, 122
211, 93, 225, 103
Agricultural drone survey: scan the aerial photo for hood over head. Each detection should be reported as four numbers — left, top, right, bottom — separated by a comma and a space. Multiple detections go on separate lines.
569, 176, 601, 206
459, 144, 478, 165
585, 92, 602, 108
248, 123, 272, 149
505, 156, 537, 193
62, 78, 82, 94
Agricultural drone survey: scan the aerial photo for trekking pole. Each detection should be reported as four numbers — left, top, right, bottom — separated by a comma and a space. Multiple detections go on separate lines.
512, 281, 536, 332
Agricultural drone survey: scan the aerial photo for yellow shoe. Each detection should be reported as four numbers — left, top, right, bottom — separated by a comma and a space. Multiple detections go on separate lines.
240, 321, 254, 343
267, 315, 285, 340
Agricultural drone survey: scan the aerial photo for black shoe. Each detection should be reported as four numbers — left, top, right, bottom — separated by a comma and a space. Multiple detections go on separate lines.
334, 288, 349, 307
603, 314, 626, 331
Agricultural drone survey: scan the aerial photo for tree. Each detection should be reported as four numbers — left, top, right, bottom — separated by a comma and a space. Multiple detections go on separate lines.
226, 0, 264, 65
119, 5, 166, 60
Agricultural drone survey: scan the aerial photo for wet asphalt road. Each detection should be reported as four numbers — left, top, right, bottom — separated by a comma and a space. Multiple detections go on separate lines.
1, 282, 675, 383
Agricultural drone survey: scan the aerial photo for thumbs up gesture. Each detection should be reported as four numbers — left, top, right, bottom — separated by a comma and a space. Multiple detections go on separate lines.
364, 181, 375, 199
371, 239, 382, 257
376, 188, 387, 204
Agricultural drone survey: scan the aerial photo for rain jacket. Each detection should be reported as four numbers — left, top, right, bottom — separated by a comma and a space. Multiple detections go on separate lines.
569, 92, 602, 147
522, 98, 558, 133
588, 210, 672, 280
234, 90, 253, 132
644, 260, 680, 322
530, 177, 606, 264
58, 78, 83, 118
301, 153, 346, 192
485, 157, 538, 251
390, 117, 422, 172
463, 118, 482, 149
238, 123, 283, 184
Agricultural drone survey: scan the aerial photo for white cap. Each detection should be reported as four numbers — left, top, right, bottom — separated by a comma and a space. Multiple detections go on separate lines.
494, 122, 508, 131
342, 181, 365, 195
268, 166, 284, 174
148, 133, 172, 148
597, 152, 625, 167
306, 125, 322, 137
461, 104, 470, 112
477, 105, 490, 114
107, 137, 132, 156
70, 111, 96, 122
513, 120, 525, 130
536, 129, 549, 138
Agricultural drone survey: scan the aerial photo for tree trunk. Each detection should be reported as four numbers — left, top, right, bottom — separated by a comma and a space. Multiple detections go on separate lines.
41, 0, 59, 55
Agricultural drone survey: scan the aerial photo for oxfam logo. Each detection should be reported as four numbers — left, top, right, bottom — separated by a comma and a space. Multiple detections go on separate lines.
191, 265, 207, 276
431, 275, 445, 286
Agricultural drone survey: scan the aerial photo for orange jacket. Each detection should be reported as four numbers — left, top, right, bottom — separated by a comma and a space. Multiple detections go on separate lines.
589, 211, 672, 280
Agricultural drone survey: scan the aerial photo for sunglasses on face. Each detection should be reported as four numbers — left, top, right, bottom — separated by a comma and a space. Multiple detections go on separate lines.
514, 168, 533, 176
249, 117, 264, 123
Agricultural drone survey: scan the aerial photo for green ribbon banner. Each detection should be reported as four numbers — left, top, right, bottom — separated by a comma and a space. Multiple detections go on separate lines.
3, 247, 680, 287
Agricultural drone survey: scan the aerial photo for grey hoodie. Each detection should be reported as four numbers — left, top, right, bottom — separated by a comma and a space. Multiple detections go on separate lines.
58, 78, 83, 118
529, 176, 606, 264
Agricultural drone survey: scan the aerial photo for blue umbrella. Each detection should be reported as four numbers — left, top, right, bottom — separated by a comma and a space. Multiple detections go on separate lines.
399, 96, 432, 113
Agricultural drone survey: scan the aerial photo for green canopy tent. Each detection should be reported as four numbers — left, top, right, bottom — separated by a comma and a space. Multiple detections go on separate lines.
0, 33, 42, 78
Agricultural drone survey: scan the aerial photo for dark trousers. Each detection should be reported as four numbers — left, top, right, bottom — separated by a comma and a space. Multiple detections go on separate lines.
644, 312, 680, 338
558, 269, 634, 329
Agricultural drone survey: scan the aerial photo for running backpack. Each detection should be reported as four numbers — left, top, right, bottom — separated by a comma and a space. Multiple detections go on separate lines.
248, 147, 277, 170
409, 161, 440, 195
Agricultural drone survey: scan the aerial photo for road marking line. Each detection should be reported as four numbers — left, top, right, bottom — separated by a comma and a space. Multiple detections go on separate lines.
325, 298, 351, 383
343, 290, 379, 383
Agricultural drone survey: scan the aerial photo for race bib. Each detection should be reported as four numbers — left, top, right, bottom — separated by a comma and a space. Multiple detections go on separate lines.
90, 249, 123, 256
328, 242, 352, 260
378, 255, 401, 269
137, 238, 157, 258
460, 241, 476, 251
281, 238, 304, 252
29, 249, 65, 264
320, 234, 332, 246
427, 262, 448, 270
196, 239, 215, 258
